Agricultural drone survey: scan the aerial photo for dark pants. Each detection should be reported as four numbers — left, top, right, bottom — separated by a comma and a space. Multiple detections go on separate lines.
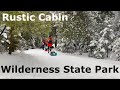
42, 44, 47, 50
42, 45, 44, 50
48, 46, 52, 53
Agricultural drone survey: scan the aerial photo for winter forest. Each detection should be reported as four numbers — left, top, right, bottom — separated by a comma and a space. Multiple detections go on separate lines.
0, 11, 120, 60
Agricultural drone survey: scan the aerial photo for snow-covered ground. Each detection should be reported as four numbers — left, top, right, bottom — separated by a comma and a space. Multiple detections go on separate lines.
0, 49, 120, 79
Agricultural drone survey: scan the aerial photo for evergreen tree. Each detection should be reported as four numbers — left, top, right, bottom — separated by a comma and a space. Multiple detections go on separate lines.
88, 11, 115, 59
111, 37, 120, 60
57, 11, 91, 54
0, 11, 52, 54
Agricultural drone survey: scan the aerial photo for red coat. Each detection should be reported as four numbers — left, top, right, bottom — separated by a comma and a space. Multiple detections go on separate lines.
48, 43, 52, 47
47, 37, 53, 47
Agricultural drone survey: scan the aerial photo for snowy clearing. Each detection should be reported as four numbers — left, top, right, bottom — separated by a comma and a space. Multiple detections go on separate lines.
0, 49, 120, 79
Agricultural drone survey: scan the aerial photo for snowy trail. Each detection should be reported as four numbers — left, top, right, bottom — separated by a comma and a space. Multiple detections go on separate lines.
0, 49, 120, 79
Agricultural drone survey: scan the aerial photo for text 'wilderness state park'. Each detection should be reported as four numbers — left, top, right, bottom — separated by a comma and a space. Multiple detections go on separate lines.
2, 13, 68, 22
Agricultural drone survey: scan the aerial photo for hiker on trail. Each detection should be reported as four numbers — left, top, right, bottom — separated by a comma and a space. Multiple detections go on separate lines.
47, 35, 53, 53
42, 38, 47, 50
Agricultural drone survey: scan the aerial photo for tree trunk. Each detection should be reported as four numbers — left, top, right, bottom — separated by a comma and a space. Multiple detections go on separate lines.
0, 25, 6, 36
8, 47, 12, 54
31, 36, 36, 49
55, 35, 57, 48
55, 40, 57, 48
106, 47, 109, 58
8, 27, 14, 55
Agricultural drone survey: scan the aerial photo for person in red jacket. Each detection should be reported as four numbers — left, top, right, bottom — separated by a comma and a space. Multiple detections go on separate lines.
47, 35, 53, 53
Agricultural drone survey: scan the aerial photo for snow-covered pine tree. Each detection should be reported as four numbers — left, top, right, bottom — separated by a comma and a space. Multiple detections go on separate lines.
110, 12, 120, 60
111, 37, 120, 60
94, 24, 115, 59
0, 25, 10, 53
88, 39, 98, 57
87, 11, 116, 59
57, 11, 91, 54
